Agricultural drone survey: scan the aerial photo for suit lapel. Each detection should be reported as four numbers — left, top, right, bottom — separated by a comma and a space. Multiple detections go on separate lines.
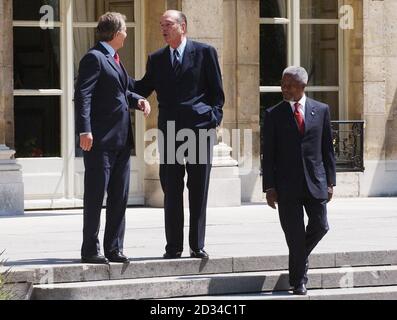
97, 43, 126, 90
119, 62, 129, 89
162, 46, 176, 80
106, 54, 127, 89
304, 98, 316, 135
179, 39, 195, 77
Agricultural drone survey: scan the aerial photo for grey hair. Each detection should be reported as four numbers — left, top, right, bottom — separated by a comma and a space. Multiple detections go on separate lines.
283, 66, 308, 85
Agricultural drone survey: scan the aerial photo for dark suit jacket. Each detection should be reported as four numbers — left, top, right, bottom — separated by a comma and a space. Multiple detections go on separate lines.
74, 42, 144, 150
262, 98, 336, 201
133, 39, 225, 129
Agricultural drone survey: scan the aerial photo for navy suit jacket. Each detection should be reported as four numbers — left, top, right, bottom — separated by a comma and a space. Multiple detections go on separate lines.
74, 42, 144, 150
134, 39, 225, 129
262, 98, 336, 201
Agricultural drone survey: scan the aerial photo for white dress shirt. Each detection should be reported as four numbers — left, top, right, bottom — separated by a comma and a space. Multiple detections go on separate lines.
288, 94, 306, 118
170, 37, 187, 65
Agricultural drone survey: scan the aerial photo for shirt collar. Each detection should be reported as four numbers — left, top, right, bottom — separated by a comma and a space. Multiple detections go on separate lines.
288, 94, 306, 114
100, 41, 116, 57
170, 37, 187, 62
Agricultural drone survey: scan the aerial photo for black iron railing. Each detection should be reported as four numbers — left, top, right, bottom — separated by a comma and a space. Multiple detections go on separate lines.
331, 120, 365, 172
259, 120, 365, 175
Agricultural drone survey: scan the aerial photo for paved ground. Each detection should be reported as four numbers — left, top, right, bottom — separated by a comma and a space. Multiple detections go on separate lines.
0, 198, 397, 266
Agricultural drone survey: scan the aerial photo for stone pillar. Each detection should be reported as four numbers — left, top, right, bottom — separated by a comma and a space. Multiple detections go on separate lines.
223, 0, 261, 203
358, 0, 397, 196
143, 0, 241, 207
0, 0, 24, 215
181, 0, 241, 206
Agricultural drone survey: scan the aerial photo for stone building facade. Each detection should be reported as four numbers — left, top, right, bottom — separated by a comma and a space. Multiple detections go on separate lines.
0, 0, 396, 214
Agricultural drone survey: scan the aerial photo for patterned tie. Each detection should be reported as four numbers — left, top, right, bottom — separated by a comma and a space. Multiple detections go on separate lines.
114, 52, 120, 66
173, 49, 181, 77
294, 102, 305, 135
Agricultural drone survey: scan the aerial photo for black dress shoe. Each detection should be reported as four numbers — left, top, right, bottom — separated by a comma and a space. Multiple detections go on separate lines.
190, 249, 209, 259
293, 283, 308, 296
163, 251, 182, 259
81, 254, 109, 264
105, 251, 129, 263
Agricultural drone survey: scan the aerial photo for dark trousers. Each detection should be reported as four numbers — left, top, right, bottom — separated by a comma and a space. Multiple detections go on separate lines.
160, 124, 215, 253
278, 183, 329, 287
81, 146, 131, 257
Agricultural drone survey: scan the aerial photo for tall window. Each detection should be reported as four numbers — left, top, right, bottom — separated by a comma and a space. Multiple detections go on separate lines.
73, 0, 137, 157
13, 0, 61, 158
260, 0, 341, 122
13, 0, 138, 158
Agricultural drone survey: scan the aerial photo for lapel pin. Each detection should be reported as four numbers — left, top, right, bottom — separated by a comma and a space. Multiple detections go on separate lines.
311, 111, 315, 116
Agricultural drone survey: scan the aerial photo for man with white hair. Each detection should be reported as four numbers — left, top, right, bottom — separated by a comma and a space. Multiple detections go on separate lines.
262, 66, 336, 295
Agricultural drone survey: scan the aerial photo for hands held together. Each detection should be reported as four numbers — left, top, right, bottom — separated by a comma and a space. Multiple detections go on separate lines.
138, 99, 151, 118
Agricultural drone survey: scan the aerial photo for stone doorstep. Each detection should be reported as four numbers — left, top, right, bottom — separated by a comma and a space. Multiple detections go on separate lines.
169, 285, 397, 301
4, 249, 397, 286
31, 265, 397, 300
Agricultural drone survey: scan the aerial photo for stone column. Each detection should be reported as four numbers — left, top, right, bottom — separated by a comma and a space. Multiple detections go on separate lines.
143, 0, 241, 207
359, 0, 397, 196
143, 0, 168, 207
223, 0, 261, 203
0, 0, 24, 216
181, 0, 241, 206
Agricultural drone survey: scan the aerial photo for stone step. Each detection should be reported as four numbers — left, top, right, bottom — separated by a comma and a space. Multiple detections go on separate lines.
170, 286, 397, 300
5, 249, 397, 286
31, 265, 397, 300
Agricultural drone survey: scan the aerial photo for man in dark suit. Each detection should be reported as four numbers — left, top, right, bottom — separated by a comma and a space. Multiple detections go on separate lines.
75, 12, 150, 264
262, 66, 336, 295
134, 10, 225, 259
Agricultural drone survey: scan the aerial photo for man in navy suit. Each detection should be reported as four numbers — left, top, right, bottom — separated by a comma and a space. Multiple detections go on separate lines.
134, 10, 225, 259
262, 66, 336, 295
75, 12, 150, 264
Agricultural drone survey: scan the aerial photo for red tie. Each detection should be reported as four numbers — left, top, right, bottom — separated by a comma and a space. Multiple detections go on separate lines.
114, 52, 120, 65
294, 102, 305, 135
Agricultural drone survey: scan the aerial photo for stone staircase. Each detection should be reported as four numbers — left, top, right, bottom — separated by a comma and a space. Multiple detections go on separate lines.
3, 250, 397, 300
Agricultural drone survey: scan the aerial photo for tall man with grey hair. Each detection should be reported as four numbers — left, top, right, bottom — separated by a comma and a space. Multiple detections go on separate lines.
135, 10, 224, 259
262, 66, 336, 295
75, 12, 150, 264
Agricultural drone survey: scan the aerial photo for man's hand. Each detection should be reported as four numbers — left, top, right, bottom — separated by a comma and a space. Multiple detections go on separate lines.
266, 188, 278, 210
138, 99, 151, 118
80, 133, 93, 152
327, 185, 334, 203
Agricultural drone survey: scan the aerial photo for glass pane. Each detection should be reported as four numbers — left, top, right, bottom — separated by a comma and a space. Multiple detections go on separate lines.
14, 96, 61, 158
73, 0, 135, 23
306, 91, 339, 120
301, 0, 338, 19
14, 27, 60, 89
260, 0, 288, 18
301, 24, 338, 86
73, 28, 97, 78
260, 24, 288, 86
13, 0, 60, 21
73, 28, 135, 78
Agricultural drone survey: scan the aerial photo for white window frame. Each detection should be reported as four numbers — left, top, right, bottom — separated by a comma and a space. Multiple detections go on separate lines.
13, 0, 144, 207
260, 0, 345, 119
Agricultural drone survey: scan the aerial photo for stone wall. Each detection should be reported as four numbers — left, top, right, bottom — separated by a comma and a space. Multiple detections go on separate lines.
0, 0, 14, 148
